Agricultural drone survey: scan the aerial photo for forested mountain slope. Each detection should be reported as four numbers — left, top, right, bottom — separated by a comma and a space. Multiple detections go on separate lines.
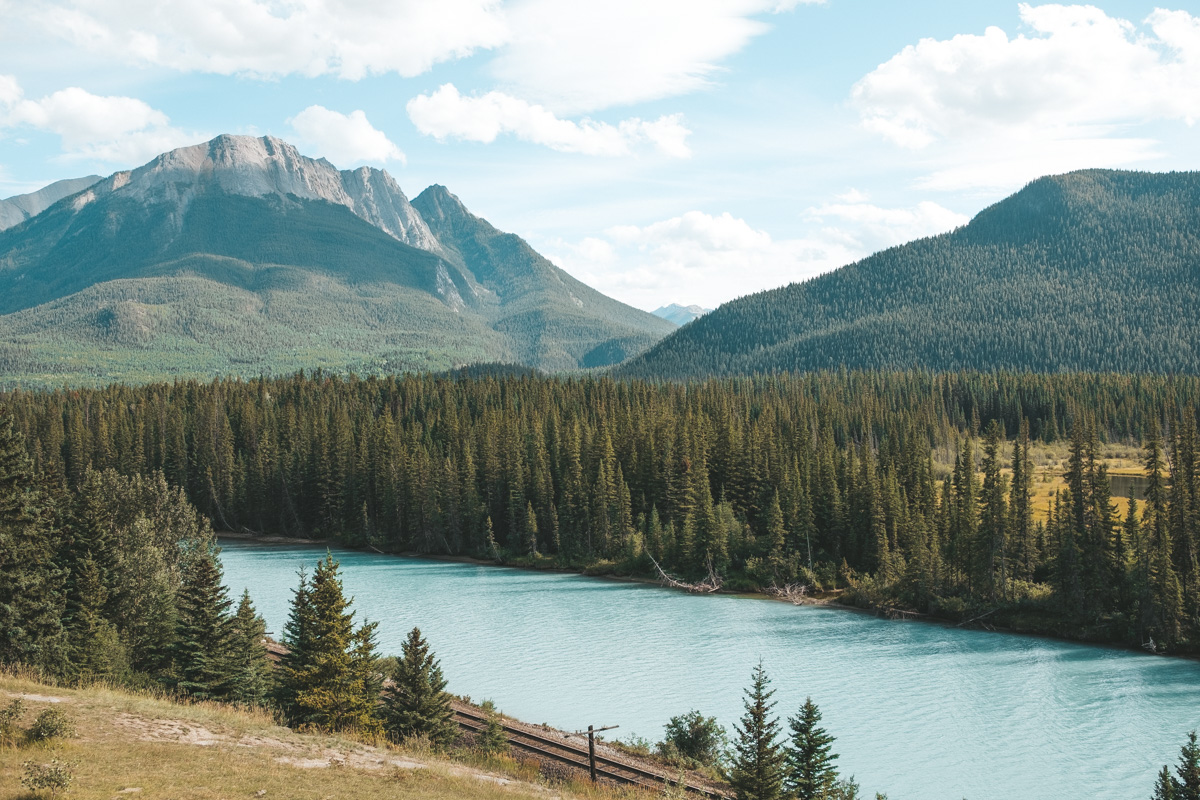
618, 170, 1200, 379
0, 135, 669, 386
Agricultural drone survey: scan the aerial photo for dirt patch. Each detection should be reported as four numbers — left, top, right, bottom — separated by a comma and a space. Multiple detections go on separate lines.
112, 713, 225, 746
102, 704, 540, 792
5, 692, 70, 703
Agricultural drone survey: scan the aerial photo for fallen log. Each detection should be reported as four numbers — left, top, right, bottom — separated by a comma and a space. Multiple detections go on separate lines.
647, 555, 722, 593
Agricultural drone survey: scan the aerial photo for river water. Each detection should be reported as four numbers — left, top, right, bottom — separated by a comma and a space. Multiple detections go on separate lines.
219, 539, 1200, 800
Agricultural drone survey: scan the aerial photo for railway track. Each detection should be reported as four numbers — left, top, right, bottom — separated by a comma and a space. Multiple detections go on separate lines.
453, 706, 724, 797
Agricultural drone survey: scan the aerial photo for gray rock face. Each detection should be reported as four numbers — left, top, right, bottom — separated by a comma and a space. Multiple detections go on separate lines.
70, 135, 440, 252
0, 176, 102, 231
340, 166, 442, 253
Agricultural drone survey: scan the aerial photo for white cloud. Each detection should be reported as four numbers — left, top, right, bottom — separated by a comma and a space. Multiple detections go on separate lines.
15, 0, 820, 113
851, 4, 1200, 191
287, 106, 405, 167
545, 197, 963, 310
20, 0, 508, 80
805, 195, 969, 252
913, 135, 1163, 192
407, 84, 692, 158
493, 0, 822, 113
0, 77, 197, 163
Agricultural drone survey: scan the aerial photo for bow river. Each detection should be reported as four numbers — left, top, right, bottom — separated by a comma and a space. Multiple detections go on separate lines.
221, 538, 1200, 800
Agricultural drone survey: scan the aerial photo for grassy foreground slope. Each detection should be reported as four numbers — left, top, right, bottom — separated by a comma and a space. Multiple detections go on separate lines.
0, 673, 612, 800
619, 169, 1200, 379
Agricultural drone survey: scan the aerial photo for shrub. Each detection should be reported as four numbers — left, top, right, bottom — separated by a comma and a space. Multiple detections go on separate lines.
476, 700, 508, 755
21, 757, 74, 796
0, 698, 25, 746
26, 708, 76, 743
658, 710, 727, 768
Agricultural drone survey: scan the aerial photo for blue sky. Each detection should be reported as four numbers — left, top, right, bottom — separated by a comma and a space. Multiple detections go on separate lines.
1, 0, 1197, 310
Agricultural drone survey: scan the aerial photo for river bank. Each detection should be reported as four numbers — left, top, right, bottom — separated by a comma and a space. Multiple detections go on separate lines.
214, 532, 1189, 660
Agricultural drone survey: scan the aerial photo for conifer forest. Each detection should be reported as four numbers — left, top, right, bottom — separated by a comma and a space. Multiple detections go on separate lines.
3, 368, 1199, 657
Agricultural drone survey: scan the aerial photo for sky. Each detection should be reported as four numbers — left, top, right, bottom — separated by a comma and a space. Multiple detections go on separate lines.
0, 1, 1197, 312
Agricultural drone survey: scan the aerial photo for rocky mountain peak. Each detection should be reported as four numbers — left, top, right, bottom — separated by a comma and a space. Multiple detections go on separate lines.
412, 184, 472, 225
70, 134, 440, 252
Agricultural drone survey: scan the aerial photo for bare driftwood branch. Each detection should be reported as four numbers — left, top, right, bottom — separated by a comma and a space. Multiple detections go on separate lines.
956, 608, 999, 627
874, 604, 921, 620
765, 582, 809, 605
648, 554, 722, 593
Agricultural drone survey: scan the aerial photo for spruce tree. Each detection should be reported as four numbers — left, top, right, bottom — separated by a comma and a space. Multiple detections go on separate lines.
1144, 424, 1184, 645
173, 549, 236, 700
978, 420, 1007, 600
785, 697, 839, 800
276, 554, 382, 735
1008, 420, 1034, 582
1156, 765, 1179, 800
1178, 731, 1200, 800
66, 555, 127, 681
728, 662, 785, 800
383, 626, 457, 748
0, 405, 66, 670
229, 590, 272, 706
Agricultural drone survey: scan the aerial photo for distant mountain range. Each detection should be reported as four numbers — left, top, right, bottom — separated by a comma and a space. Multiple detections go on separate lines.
0, 176, 101, 231
652, 304, 711, 326
0, 135, 672, 386
619, 169, 1200, 379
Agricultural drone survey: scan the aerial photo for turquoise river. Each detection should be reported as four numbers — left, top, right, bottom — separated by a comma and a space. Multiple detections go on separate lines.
219, 539, 1200, 800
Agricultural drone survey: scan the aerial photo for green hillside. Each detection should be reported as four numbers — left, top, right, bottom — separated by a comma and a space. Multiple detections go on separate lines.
0, 146, 672, 387
618, 170, 1200, 379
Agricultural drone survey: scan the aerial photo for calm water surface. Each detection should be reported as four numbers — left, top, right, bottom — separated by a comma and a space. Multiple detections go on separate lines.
220, 539, 1200, 800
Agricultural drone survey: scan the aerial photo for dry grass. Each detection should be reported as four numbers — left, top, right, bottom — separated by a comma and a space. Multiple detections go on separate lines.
933, 440, 1149, 524
0, 672, 653, 800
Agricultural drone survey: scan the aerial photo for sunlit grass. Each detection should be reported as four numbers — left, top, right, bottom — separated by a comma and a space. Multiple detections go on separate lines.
0, 671, 655, 800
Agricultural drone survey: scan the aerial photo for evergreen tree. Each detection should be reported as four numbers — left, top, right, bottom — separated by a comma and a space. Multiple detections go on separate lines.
65, 555, 127, 681
785, 697, 839, 800
1156, 766, 1179, 800
0, 405, 65, 670
1144, 424, 1184, 645
276, 554, 382, 735
764, 492, 789, 583
728, 662, 785, 800
229, 590, 272, 706
172, 548, 235, 700
383, 626, 457, 748
1009, 419, 1035, 581
978, 420, 1008, 600
1156, 731, 1200, 800
1178, 731, 1200, 800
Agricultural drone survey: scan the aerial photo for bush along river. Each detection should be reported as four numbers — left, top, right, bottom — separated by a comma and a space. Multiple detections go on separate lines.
220, 538, 1200, 800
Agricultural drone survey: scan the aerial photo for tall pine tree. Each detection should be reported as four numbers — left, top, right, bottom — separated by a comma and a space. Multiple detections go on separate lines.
728, 662, 785, 800
0, 405, 65, 670
172, 548, 236, 700
276, 554, 382, 735
785, 697, 839, 800
383, 626, 457, 748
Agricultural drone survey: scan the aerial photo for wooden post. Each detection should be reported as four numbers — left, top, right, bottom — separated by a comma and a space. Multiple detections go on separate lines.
588, 725, 596, 782
572, 723, 618, 782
